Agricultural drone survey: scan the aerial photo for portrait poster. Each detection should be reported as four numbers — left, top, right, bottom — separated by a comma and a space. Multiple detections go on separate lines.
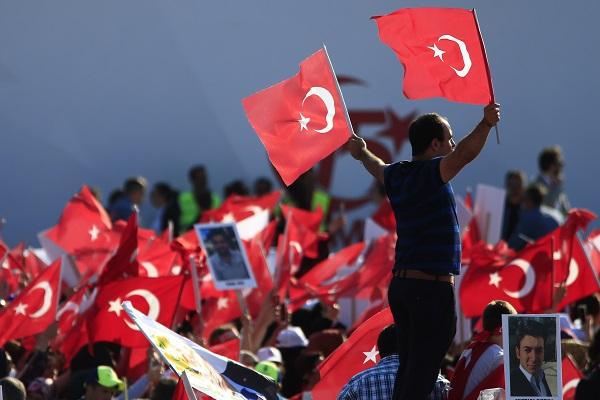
195, 222, 257, 290
502, 314, 562, 400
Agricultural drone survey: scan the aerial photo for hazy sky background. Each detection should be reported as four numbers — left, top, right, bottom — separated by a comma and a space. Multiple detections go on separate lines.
1, 1, 598, 245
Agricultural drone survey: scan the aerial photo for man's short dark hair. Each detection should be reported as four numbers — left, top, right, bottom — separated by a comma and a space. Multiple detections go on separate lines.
207, 228, 228, 243
505, 170, 526, 184
377, 324, 398, 358
524, 184, 547, 208
188, 165, 206, 181
408, 113, 447, 156
515, 319, 547, 348
123, 176, 147, 194
482, 300, 516, 332
538, 145, 563, 172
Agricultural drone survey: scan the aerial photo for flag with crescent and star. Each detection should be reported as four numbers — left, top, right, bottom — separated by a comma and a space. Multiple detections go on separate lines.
373, 7, 493, 105
311, 307, 393, 400
87, 275, 184, 348
459, 240, 554, 317
242, 46, 353, 186
562, 354, 583, 400
0, 258, 62, 346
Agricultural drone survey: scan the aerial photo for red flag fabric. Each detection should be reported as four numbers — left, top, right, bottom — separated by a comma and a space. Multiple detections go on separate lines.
201, 290, 242, 342
312, 307, 394, 400
299, 242, 366, 288
56, 286, 88, 340
243, 48, 353, 185
209, 338, 241, 361
98, 212, 140, 285
371, 200, 395, 232
0, 259, 62, 346
373, 8, 493, 105
88, 276, 184, 347
562, 354, 583, 400
555, 208, 597, 282
201, 191, 281, 223
459, 240, 554, 317
45, 185, 117, 255
555, 237, 600, 310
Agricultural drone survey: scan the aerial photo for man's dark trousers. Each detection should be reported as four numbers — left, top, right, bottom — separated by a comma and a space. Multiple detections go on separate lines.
388, 276, 456, 400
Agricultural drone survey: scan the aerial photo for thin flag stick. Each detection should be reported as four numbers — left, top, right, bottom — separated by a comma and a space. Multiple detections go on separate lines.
322, 43, 355, 136
472, 9, 500, 144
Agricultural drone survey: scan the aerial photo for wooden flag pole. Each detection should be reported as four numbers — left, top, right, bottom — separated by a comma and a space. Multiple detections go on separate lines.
472, 9, 500, 144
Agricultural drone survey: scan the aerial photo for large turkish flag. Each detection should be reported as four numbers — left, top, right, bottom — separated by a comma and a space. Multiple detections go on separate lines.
243, 48, 352, 185
373, 7, 493, 105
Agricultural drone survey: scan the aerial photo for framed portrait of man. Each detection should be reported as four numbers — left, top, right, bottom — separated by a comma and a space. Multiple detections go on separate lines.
194, 222, 257, 290
502, 314, 562, 400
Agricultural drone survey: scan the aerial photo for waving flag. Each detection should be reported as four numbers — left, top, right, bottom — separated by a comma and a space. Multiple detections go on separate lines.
312, 307, 393, 400
0, 258, 62, 345
123, 301, 278, 400
373, 8, 493, 105
243, 47, 353, 185
460, 240, 554, 317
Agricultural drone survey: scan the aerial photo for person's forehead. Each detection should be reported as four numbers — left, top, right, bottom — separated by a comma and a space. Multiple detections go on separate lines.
519, 335, 544, 346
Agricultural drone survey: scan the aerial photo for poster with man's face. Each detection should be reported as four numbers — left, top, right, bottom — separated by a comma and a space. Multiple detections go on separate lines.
502, 314, 562, 400
195, 223, 257, 290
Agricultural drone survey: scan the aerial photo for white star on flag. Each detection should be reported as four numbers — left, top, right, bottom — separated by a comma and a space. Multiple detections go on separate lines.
14, 303, 28, 316
488, 272, 502, 288
427, 43, 446, 61
217, 297, 229, 310
298, 113, 310, 131
108, 298, 123, 316
362, 345, 379, 364
221, 212, 236, 223
89, 225, 100, 242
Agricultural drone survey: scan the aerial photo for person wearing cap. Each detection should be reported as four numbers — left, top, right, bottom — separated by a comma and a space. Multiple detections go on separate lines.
349, 105, 501, 399
276, 326, 309, 398
257, 347, 283, 366
80, 365, 124, 400
255, 361, 287, 399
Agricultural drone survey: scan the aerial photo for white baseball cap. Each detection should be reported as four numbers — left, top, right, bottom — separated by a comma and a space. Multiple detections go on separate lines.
256, 346, 283, 364
276, 326, 309, 348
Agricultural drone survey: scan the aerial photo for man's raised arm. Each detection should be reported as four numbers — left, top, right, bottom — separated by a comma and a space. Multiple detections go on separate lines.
347, 134, 388, 184
440, 103, 501, 183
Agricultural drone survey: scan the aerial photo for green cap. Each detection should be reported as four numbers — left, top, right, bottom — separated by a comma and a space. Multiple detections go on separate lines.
96, 366, 125, 391
255, 361, 280, 383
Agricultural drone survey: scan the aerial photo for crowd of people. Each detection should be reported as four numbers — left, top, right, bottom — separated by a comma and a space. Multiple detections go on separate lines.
1, 108, 600, 400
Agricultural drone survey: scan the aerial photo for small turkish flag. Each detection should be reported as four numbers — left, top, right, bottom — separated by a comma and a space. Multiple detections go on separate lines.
243, 47, 353, 186
98, 212, 140, 285
0, 258, 62, 346
88, 275, 184, 347
45, 185, 117, 254
209, 338, 241, 361
312, 307, 394, 400
562, 354, 583, 400
460, 240, 554, 317
373, 8, 493, 105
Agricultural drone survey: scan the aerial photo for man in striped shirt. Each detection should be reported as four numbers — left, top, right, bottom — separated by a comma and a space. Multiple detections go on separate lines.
347, 103, 500, 400
338, 324, 450, 400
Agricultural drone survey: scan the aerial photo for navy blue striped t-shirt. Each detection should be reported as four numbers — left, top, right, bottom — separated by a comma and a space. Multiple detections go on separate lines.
383, 157, 461, 275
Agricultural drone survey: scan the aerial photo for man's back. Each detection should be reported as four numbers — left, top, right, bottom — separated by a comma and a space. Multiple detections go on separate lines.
384, 158, 460, 275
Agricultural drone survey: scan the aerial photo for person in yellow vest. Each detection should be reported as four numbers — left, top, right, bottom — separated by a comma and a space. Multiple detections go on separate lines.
178, 165, 221, 232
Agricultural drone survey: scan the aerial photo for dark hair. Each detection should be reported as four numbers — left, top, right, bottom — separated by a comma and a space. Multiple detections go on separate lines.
224, 180, 249, 198
515, 319, 547, 349
150, 378, 177, 400
0, 349, 12, 379
152, 182, 176, 201
207, 227, 229, 243
538, 145, 563, 172
408, 113, 447, 156
254, 177, 273, 196
377, 324, 398, 358
482, 300, 516, 332
524, 184, 547, 208
123, 177, 147, 194
188, 165, 206, 182
505, 170, 526, 184
588, 328, 600, 368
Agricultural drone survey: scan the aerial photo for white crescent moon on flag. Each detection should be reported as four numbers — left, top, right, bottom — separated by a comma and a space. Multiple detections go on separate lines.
438, 34, 472, 78
302, 87, 336, 133
503, 259, 536, 299
563, 379, 580, 395
124, 289, 160, 331
29, 281, 53, 318
565, 259, 579, 287
57, 301, 79, 319
140, 261, 159, 278
289, 241, 303, 255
